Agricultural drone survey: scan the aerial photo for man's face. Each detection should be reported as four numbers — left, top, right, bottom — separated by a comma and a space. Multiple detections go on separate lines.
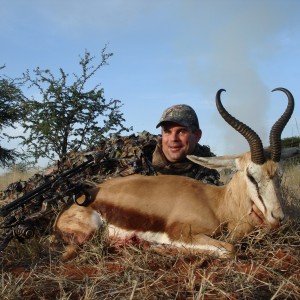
161, 122, 202, 163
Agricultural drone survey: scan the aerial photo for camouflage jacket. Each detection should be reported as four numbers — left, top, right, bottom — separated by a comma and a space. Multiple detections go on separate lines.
0, 131, 222, 203
92, 131, 221, 186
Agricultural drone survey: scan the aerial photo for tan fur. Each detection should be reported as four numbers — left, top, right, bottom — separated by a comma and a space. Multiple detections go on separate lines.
52, 150, 288, 260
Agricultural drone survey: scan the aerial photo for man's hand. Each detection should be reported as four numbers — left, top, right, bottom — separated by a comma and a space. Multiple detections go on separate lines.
250, 204, 268, 226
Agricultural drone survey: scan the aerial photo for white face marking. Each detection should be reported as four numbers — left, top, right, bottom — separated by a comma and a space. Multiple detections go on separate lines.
246, 162, 265, 213
246, 161, 284, 225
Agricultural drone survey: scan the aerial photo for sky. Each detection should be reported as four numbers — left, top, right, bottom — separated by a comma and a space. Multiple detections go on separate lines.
1, 0, 300, 168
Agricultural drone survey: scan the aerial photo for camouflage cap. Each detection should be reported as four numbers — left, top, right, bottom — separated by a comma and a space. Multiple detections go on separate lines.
156, 104, 200, 129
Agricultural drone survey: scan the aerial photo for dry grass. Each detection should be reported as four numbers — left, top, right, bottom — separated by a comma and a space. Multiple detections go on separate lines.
0, 167, 40, 191
0, 166, 300, 299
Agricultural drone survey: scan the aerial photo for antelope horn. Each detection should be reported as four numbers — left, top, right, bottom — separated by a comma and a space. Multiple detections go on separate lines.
216, 89, 265, 165
269, 88, 295, 162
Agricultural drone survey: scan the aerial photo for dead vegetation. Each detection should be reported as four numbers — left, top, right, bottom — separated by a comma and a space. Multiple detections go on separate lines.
0, 168, 38, 191
0, 165, 300, 299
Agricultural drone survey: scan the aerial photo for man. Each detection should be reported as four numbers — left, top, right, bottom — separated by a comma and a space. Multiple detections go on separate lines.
152, 104, 221, 185
152, 104, 266, 226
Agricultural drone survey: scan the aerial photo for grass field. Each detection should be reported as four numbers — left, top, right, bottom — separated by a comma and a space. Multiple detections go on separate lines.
0, 165, 299, 299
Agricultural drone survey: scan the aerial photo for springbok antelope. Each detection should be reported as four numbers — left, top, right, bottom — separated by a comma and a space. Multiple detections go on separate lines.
52, 88, 299, 260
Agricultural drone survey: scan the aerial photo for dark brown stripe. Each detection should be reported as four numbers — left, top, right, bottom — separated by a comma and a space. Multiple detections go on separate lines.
98, 202, 167, 233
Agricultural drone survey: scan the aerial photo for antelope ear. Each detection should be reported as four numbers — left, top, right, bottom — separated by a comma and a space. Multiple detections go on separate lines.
187, 155, 239, 170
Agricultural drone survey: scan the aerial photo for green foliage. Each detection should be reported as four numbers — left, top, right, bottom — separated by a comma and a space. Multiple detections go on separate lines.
281, 136, 300, 148
0, 66, 25, 167
18, 47, 132, 162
